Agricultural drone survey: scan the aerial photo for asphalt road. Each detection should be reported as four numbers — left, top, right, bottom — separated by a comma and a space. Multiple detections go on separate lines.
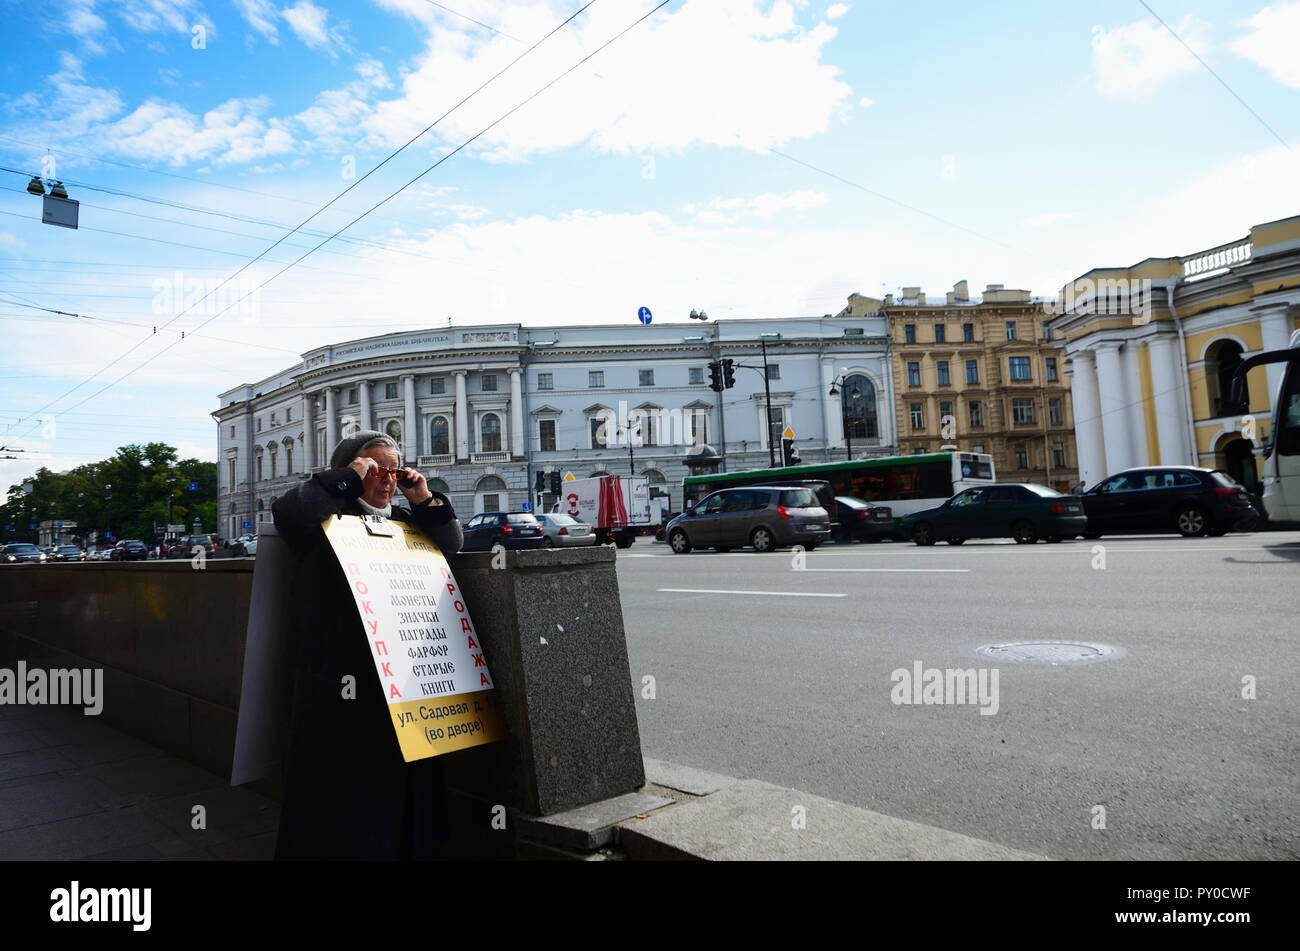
616, 531, 1300, 860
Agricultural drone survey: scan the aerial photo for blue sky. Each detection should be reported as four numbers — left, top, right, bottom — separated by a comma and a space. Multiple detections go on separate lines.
0, 0, 1297, 481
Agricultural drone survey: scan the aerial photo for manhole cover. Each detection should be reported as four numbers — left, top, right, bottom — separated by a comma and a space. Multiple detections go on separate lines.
976, 641, 1117, 664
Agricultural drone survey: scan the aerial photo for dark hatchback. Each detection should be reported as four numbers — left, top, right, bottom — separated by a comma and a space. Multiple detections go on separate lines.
461, 512, 547, 551
903, 483, 1087, 545
111, 539, 150, 561
833, 497, 894, 542
1080, 466, 1258, 538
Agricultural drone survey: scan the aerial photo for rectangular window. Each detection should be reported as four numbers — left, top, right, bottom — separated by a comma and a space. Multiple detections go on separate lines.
1006, 321, 1017, 340
481, 374, 497, 392
767, 364, 781, 381
689, 410, 708, 445
963, 323, 974, 342
907, 362, 921, 386
969, 401, 983, 427
639, 369, 654, 386
1046, 357, 1058, 382
1053, 442, 1066, 468
910, 403, 924, 430
767, 407, 785, 448
257, 417, 262, 433
913, 447, 927, 455
271, 412, 278, 426
939, 400, 952, 423
229, 426, 235, 438
228, 459, 235, 487
590, 417, 606, 447
937, 361, 950, 386
536, 372, 553, 391
1012, 397, 1035, 423
1049, 398, 1063, 426
539, 419, 556, 452
965, 360, 979, 384
1015, 444, 1028, 469
1043, 321, 1052, 340
589, 371, 604, 388
1009, 356, 1032, 381
904, 324, 916, 344
934, 324, 946, 343
430, 377, 445, 395
385, 383, 398, 400
688, 367, 704, 385
286, 406, 292, 422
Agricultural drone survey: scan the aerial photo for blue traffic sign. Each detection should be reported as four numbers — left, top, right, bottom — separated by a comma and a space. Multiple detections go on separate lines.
189, 481, 198, 491
243, 521, 251, 529
521, 502, 532, 512
637, 306, 652, 325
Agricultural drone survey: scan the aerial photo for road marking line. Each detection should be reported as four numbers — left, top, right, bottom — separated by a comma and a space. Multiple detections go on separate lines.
798, 567, 970, 572
655, 588, 847, 598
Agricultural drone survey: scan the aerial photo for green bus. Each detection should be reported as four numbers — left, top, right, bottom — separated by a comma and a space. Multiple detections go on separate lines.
681, 451, 997, 534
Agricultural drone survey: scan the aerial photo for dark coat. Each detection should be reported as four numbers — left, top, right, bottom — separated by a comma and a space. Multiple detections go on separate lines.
271, 467, 463, 860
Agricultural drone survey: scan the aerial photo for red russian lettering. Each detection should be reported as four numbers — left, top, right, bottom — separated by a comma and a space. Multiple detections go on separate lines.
480, 673, 490, 686
346, 562, 360, 576
367, 620, 379, 636
354, 581, 369, 595
467, 634, 478, 649
439, 564, 452, 579
375, 641, 388, 656
461, 618, 474, 633
473, 652, 485, 667
446, 582, 456, 596
389, 683, 403, 699
453, 600, 465, 613
361, 600, 374, 615
381, 662, 393, 677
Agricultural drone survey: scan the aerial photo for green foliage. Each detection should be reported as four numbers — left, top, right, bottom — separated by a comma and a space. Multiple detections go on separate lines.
0, 444, 218, 546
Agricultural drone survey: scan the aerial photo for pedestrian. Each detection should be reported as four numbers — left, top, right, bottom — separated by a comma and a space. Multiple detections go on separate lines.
1072, 481, 1086, 496
271, 430, 462, 860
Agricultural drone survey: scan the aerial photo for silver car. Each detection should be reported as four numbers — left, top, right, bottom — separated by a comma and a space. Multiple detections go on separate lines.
537, 513, 598, 547
665, 485, 831, 553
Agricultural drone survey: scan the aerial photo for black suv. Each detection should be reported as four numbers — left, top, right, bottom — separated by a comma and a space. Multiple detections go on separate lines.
1080, 466, 1258, 538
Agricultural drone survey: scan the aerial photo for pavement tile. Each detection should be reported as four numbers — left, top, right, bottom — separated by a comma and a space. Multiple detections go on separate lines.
0, 747, 77, 783
138, 785, 279, 844
0, 773, 121, 835
0, 804, 174, 860
0, 732, 46, 755
207, 831, 277, 861
83, 758, 226, 801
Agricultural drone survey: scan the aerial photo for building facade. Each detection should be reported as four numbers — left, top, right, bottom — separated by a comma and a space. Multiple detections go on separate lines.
839, 282, 1079, 492
1053, 214, 1300, 491
212, 317, 895, 538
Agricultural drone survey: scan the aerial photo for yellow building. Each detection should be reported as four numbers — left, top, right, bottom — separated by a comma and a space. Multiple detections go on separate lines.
1053, 214, 1300, 490
839, 282, 1079, 491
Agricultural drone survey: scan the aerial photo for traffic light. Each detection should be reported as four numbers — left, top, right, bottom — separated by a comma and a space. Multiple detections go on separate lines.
781, 436, 801, 466
707, 361, 723, 392
722, 358, 736, 389
549, 471, 561, 496
535, 471, 545, 493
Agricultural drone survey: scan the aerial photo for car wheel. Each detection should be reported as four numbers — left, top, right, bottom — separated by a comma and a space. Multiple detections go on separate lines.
1175, 506, 1207, 537
750, 526, 776, 553
911, 522, 935, 546
803, 542, 819, 552
669, 530, 692, 554
543, 537, 555, 548
1012, 521, 1038, 544
614, 535, 634, 549
1083, 530, 1102, 540
945, 537, 965, 546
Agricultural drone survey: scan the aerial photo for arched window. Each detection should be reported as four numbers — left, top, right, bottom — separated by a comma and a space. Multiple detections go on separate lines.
481, 413, 502, 452
1206, 340, 1247, 416
427, 478, 450, 494
643, 468, 666, 485
474, 474, 507, 513
841, 374, 879, 439
386, 419, 403, 444
430, 416, 450, 455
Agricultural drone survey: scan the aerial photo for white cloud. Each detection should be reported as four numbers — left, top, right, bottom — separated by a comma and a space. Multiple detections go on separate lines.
1230, 3, 1300, 88
291, 57, 391, 146
282, 0, 347, 56
106, 97, 296, 165
859, 96, 874, 108
0, 232, 25, 247
1091, 15, 1209, 99
361, 0, 853, 160
117, 0, 213, 37
827, 3, 850, 20
235, 0, 280, 43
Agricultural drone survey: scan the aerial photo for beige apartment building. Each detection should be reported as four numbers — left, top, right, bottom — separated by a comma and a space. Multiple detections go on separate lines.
839, 282, 1080, 492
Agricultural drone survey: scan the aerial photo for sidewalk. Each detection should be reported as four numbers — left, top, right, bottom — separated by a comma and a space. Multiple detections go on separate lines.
0, 701, 278, 860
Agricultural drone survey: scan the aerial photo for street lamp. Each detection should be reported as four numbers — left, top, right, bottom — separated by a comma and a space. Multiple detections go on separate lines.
166, 473, 177, 534
829, 374, 864, 460
104, 484, 112, 542
759, 333, 780, 468
620, 417, 641, 477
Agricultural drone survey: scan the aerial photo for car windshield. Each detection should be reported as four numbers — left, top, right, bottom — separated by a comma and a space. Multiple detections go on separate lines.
8, 544, 38, 553
506, 514, 538, 524
546, 514, 580, 525
778, 489, 817, 507
1210, 471, 1240, 488
57, 546, 80, 553
1021, 484, 1065, 497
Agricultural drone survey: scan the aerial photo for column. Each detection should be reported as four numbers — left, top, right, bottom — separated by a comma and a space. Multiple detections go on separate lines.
324, 387, 339, 461
509, 368, 525, 458
403, 374, 417, 463
1259, 307, 1293, 407
1094, 343, 1132, 475
359, 381, 372, 432
823, 359, 842, 451
454, 370, 469, 460
1120, 344, 1148, 467
1148, 336, 1190, 464
1069, 349, 1106, 487
302, 394, 315, 471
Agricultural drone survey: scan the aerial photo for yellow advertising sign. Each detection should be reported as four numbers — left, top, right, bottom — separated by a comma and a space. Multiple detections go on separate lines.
322, 514, 507, 761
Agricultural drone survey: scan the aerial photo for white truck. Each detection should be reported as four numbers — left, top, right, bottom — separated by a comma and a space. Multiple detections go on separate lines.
552, 475, 653, 548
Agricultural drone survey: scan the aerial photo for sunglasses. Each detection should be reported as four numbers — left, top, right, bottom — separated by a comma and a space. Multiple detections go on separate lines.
371, 466, 405, 480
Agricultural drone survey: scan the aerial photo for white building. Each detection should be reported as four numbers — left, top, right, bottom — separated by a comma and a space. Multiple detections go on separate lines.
212, 316, 892, 538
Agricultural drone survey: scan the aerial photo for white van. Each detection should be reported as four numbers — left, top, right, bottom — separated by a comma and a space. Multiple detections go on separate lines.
1234, 329, 1300, 522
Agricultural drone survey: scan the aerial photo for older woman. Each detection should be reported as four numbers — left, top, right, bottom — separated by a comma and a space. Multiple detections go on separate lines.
271, 431, 462, 860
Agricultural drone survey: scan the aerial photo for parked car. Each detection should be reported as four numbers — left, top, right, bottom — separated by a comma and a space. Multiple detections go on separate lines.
3, 543, 47, 564
232, 535, 259, 556
1079, 466, 1258, 538
110, 539, 150, 561
903, 483, 1087, 545
461, 513, 547, 551
665, 485, 831, 553
167, 534, 215, 558
833, 497, 894, 543
54, 545, 86, 562
536, 513, 598, 548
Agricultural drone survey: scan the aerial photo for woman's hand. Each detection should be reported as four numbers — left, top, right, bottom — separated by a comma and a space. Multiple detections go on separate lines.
395, 467, 433, 506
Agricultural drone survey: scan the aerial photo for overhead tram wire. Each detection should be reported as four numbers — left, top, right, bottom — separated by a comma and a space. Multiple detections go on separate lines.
6, 2, 600, 436
37, 0, 677, 432
1136, 0, 1290, 150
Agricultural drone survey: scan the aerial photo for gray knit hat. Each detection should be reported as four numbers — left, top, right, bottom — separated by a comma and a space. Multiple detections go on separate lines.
330, 430, 399, 469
